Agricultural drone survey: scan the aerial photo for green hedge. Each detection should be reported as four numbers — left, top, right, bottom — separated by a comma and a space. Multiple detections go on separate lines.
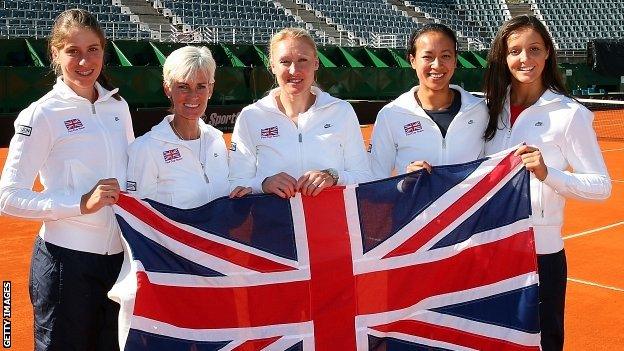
0, 39, 618, 113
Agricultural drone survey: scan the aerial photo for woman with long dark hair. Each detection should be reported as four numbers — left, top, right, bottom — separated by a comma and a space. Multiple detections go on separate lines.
483, 15, 611, 351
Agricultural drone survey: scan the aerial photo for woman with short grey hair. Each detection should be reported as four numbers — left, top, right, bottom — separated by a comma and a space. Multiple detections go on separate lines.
126, 45, 250, 208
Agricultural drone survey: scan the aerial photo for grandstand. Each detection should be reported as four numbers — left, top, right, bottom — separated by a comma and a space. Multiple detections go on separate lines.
534, 0, 624, 51
0, 0, 153, 40
0, 0, 623, 127
1, 0, 623, 53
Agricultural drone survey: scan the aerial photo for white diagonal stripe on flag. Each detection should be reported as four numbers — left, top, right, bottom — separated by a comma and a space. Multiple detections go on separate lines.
130, 315, 313, 343
142, 268, 310, 288
365, 149, 522, 259
116, 198, 300, 271
353, 219, 531, 274
411, 310, 541, 347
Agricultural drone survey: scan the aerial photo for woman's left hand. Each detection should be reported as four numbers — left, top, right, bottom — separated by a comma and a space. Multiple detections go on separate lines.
515, 145, 548, 181
229, 186, 252, 198
406, 160, 432, 174
296, 171, 335, 197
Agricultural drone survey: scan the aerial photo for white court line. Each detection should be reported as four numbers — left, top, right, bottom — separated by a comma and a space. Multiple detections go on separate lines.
601, 147, 624, 153
612, 179, 624, 183
578, 98, 624, 105
567, 278, 624, 292
563, 221, 624, 240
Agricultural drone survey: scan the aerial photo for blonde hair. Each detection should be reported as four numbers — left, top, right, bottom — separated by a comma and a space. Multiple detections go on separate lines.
268, 27, 318, 63
163, 46, 216, 88
49, 9, 120, 100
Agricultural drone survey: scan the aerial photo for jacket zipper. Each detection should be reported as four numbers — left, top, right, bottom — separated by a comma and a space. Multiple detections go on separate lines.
442, 109, 463, 162
504, 106, 545, 218
90, 102, 115, 255
201, 137, 212, 199
298, 132, 304, 175
201, 138, 212, 201
199, 133, 210, 184
537, 181, 544, 218
425, 118, 446, 162
174, 135, 210, 185
441, 96, 483, 161
293, 111, 304, 176
421, 101, 477, 163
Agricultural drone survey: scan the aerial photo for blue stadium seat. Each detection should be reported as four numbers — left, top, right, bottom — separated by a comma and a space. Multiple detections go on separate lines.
0, 0, 621, 48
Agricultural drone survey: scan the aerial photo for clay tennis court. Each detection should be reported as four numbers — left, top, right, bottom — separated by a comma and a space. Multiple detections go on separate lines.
1, 122, 623, 349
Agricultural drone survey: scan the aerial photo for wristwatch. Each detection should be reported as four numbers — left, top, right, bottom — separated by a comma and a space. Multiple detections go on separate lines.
321, 168, 339, 185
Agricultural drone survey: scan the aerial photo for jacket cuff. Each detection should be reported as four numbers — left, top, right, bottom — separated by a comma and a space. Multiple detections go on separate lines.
252, 177, 265, 194
542, 166, 568, 193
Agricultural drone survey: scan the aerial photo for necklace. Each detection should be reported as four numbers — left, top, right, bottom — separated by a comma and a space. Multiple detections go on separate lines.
415, 89, 454, 111
171, 120, 206, 177
170, 120, 200, 141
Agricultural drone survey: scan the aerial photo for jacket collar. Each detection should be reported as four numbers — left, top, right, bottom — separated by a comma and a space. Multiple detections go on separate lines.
255, 86, 342, 116
53, 76, 119, 103
149, 114, 217, 144
392, 85, 484, 116
503, 87, 563, 115
535, 89, 563, 107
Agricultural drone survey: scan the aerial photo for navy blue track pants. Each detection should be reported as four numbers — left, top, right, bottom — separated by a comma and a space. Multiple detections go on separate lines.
538, 249, 567, 351
29, 236, 123, 351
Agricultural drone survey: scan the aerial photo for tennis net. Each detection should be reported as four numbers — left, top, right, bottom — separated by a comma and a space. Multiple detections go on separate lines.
581, 98, 624, 141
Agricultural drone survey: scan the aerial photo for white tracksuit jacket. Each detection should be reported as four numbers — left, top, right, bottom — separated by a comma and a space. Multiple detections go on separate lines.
229, 87, 371, 192
114, 116, 228, 349
484, 89, 611, 254
369, 85, 488, 179
0, 78, 134, 254
126, 115, 229, 208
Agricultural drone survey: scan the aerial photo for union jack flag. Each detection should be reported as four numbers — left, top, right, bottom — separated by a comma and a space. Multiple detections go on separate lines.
64, 118, 84, 132
111, 147, 540, 350
163, 148, 182, 163
403, 121, 423, 135
261, 126, 279, 138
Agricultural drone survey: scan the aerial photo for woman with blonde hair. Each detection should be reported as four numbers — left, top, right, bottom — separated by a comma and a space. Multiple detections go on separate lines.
229, 28, 370, 198
0, 9, 133, 350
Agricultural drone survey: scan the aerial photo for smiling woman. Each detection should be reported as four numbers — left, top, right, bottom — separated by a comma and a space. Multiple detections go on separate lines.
483, 15, 612, 351
48, 9, 120, 103
118, 46, 250, 346
125, 46, 250, 208
0, 9, 134, 351
228, 27, 371, 198
368, 23, 489, 179
269, 32, 319, 99
50, 28, 103, 102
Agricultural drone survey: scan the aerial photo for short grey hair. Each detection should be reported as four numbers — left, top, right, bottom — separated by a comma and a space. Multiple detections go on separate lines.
162, 46, 216, 87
